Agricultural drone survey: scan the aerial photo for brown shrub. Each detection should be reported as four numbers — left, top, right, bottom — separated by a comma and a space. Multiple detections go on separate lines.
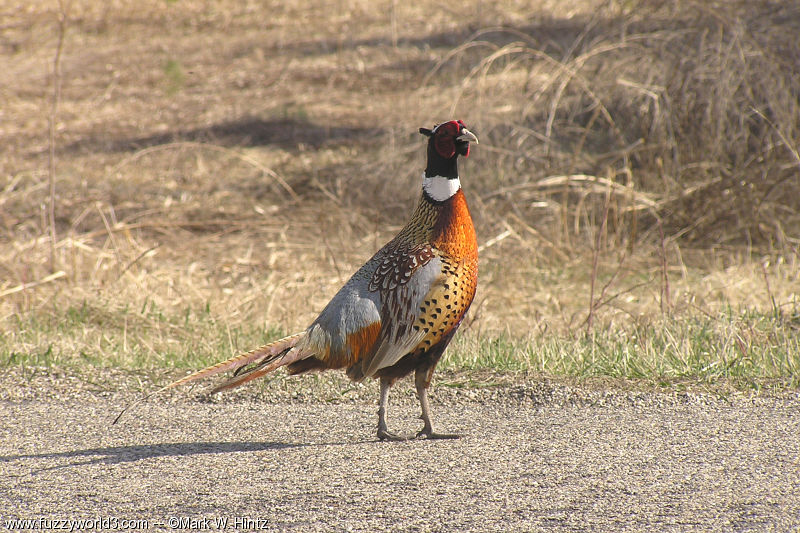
443, 0, 800, 251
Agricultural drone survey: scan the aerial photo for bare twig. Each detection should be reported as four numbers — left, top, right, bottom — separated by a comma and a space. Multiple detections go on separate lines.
586, 179, 612, 335
47, 0, 70, 272
750, 108, 800, 169
657, 219, 672, 313
0, 271, 67, 299
390, 0, 398, 49
118, 244, 162, 278
760, 262, 778, 316
477, 229, 512, 253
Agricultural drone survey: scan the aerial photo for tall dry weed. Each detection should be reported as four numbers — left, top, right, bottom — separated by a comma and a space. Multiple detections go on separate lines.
437, 0, 800, 252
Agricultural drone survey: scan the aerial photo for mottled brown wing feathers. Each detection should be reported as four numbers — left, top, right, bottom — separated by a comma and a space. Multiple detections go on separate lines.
363, 254, 454, 376
369, 244, 435, 292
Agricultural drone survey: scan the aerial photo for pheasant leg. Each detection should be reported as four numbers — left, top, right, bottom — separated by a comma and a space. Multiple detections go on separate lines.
415, 369, 459, 439
377, 377, 408, 441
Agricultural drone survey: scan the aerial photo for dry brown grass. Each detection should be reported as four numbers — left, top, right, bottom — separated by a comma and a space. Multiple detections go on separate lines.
1, 0, 798, 372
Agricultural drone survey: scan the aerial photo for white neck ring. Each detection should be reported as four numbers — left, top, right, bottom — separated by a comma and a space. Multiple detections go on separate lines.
423, 174, 460, 202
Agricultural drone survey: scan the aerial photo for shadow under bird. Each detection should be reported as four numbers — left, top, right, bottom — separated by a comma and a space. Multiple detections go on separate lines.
115, 120, 479, 440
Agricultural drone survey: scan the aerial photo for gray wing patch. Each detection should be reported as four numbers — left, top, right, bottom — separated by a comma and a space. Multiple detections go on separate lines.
296, 257, 382, 364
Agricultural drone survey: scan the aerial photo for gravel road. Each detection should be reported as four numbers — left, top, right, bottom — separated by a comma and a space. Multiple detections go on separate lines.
1, 370, 798, 532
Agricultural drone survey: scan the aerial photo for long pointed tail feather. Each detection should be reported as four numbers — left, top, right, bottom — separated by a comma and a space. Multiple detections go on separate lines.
112, 332, 304, 424
209, 345, 313, 394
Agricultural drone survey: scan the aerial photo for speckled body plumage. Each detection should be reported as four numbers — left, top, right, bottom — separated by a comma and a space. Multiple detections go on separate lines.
120, 120, 479, 440
287, 185, 478, 383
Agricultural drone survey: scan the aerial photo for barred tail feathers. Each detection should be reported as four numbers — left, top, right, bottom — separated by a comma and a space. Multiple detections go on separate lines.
157, 332, 304, 393
209, 344, 314, 393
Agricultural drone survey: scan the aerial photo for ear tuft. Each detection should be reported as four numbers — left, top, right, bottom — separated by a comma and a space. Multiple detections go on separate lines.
419, 127, 433, 137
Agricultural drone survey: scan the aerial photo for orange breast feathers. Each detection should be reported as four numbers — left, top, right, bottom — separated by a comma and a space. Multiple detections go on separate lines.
431, 189, 478, 263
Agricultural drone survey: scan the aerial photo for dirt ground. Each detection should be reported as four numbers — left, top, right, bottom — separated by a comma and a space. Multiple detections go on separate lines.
1, 373, 798, 532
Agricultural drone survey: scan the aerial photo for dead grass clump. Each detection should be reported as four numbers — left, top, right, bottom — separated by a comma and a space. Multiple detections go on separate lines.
442, 0, 800, 251
2, 0, 799, 372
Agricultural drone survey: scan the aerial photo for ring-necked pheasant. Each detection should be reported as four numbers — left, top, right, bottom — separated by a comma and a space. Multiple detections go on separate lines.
116, 120, 479, 440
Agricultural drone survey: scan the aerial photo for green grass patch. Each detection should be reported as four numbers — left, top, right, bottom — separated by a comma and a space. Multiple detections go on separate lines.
2, 303, 798, 391
443, 308, 800, 390
1, 299, 286, 372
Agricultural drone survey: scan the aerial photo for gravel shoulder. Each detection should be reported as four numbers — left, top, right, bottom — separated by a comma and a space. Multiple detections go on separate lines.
1, 368, 799, 532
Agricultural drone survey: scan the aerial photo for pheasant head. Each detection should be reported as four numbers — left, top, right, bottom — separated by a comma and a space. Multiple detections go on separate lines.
418, 120, 478, 201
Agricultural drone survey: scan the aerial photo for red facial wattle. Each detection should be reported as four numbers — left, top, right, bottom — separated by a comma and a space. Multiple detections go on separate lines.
433, 120, 471, 159
433, 122, 458, 159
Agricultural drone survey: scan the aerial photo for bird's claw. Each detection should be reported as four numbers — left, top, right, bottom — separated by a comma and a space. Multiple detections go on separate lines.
377, 428, 410, 442
377, 426, 460, 441
415, 428, 460, 440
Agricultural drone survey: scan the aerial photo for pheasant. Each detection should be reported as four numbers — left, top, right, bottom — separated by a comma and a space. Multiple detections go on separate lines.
116, 120, 479, 440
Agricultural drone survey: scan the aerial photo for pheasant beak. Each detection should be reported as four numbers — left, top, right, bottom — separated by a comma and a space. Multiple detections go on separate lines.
456, 128, 479, 144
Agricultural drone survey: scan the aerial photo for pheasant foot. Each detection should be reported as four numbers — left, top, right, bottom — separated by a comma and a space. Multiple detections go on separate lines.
377, 427, 410, 441
415, 425, 460, 440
